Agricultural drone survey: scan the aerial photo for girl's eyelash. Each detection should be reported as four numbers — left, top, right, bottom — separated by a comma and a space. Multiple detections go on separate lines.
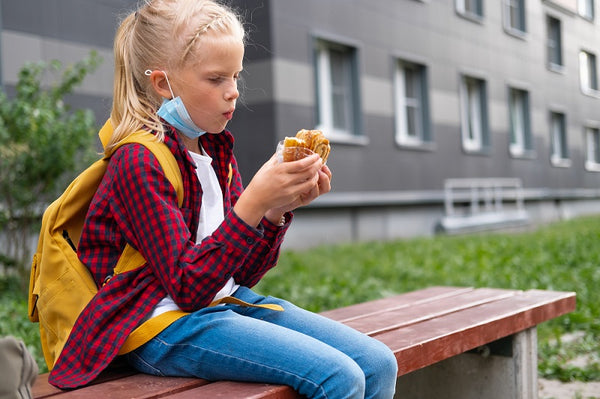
210, 74, 241, 82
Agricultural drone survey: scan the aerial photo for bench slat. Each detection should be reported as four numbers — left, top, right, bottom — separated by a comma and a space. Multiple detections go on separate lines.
320, 286, 473, 322
32, 366, 137, 398
343, 287, 517, 335
29, 374, 64, 399
51, 374, 208, 399
164, 381, 301, 399
374, 289, 575, 374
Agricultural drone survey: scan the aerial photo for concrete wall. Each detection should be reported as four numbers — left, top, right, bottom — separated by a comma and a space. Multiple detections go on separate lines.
285, 197, 600, 250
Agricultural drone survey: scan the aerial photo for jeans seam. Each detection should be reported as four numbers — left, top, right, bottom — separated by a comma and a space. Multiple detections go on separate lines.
127, 351, 165, 376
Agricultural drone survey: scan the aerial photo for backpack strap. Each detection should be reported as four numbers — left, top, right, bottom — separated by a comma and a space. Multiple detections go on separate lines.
120, 130, 184, 208
98, 120, 184, 279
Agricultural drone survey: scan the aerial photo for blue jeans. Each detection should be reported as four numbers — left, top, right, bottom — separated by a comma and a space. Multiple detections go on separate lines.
126, 287, 397, 398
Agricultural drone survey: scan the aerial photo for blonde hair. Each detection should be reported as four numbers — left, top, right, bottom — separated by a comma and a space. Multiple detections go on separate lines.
108, 0, 245, 152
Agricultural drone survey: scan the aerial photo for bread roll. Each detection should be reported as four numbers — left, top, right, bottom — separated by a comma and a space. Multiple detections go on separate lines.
282, 129, 330, 162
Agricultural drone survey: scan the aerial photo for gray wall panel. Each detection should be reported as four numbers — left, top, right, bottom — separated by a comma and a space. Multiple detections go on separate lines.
1, 0, 136, 48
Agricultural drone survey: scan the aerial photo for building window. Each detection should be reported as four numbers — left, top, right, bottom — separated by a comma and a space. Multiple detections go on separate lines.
550, 111, 569, 166
394, 60, 431, 147
503, 0, 526, 35
585, 126, 600, 171
315, 39, 360, 138
547, 16, 563, 71
456, 0, 484, 20
578, 0, 595, 20
508, 87, 532, 157
579, 50, 599, 94
460, 75, 489, 152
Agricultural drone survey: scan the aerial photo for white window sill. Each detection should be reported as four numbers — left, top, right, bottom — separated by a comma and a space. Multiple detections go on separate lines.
585, 161, 600, 172
551, 157, 572, 168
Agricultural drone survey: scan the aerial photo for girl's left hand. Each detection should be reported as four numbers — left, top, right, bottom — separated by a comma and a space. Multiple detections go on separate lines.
265, 163, 332, 222
299, 164, 332, 205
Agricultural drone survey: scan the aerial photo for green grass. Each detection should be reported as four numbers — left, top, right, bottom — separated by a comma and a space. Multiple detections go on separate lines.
254, 215, 600, 382
2, 215, 599, 381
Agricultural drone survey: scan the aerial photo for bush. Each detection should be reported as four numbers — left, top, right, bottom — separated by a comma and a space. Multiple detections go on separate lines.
0, 52, 101, 279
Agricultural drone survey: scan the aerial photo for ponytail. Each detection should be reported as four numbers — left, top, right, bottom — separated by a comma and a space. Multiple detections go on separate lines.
108, 12, 164, 153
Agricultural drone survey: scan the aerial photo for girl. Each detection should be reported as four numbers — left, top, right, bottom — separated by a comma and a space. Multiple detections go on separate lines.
48, 1, 398, 397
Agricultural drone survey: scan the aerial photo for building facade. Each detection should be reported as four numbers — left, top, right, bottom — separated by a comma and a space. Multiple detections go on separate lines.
2, 0, 600, 248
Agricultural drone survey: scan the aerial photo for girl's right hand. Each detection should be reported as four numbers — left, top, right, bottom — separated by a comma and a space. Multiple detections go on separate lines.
233, 153, 323, 227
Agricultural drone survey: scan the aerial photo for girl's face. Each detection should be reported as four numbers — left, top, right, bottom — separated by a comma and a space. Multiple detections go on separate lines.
171, 35, 244, 134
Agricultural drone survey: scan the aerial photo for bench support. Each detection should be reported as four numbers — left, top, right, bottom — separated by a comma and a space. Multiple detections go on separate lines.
395, 327, 538, 399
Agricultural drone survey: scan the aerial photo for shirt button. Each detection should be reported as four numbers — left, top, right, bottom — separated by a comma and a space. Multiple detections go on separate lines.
246, 237, 254, 245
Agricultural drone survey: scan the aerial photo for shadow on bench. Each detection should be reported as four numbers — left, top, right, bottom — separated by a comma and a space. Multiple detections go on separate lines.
33, 286, 575, 399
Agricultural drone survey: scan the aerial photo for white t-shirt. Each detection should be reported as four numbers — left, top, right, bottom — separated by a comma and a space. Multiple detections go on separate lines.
149, 148, 239, 318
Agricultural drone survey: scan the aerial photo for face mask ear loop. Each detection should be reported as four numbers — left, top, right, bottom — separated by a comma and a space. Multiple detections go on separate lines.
145, 69, 175, 99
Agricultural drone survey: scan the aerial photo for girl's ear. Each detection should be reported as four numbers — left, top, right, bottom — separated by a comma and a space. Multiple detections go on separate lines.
148, 70, 173, 99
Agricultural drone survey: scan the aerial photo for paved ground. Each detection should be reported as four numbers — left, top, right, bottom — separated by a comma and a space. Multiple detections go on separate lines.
539, 378, 600, 399
538, 331, 600, 399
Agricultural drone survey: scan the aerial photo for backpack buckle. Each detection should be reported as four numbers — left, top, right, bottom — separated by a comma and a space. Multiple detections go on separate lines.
102, 274, 113, 287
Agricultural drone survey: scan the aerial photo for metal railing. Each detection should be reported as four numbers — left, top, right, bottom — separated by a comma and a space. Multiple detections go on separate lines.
438, 178, 528, 233
444, 178, 525, 217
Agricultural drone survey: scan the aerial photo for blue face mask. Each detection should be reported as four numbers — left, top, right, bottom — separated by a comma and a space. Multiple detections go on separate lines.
147, 69, 206, 139
157, 97, 206, 139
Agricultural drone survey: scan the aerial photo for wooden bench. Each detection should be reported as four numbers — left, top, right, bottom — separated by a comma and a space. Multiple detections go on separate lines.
33, 286, 575, 399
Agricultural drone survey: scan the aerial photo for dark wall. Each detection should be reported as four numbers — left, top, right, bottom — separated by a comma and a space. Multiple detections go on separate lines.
3, 0, 600, 192
227, 0, 275, 181
261, 0, 600, 193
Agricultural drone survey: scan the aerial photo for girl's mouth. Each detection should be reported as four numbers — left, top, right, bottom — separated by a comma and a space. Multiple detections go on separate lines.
223, 110, 234, 120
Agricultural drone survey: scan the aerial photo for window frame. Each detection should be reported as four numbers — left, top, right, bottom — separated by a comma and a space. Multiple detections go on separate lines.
508, 86, 533, 158
314, 37, 362, 142
579, 50, 599, 96
585, 124, 600, 171
578, 0, 595, 21
549, 110, 570, 167
455, 0, 484, 22
393, 59, 432, 148
459, 74, 489, 153
503, 0, 527, 37
546, 15, 563, 72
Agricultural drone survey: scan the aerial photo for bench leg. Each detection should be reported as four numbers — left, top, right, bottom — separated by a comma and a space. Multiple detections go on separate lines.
395, 327, 538, 399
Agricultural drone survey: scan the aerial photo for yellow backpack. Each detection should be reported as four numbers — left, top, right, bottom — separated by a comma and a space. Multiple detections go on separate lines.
27, 119, 183, 370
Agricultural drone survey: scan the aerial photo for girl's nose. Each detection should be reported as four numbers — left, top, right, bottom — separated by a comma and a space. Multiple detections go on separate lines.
225, 80, 239, 101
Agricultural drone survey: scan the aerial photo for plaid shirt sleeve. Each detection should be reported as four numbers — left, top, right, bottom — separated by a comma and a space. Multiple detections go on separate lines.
219, 150, 291, 287
109, 141, 284, 311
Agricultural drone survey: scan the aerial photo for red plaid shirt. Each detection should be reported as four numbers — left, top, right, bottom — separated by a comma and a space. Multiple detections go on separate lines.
48, 125, 289, 389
